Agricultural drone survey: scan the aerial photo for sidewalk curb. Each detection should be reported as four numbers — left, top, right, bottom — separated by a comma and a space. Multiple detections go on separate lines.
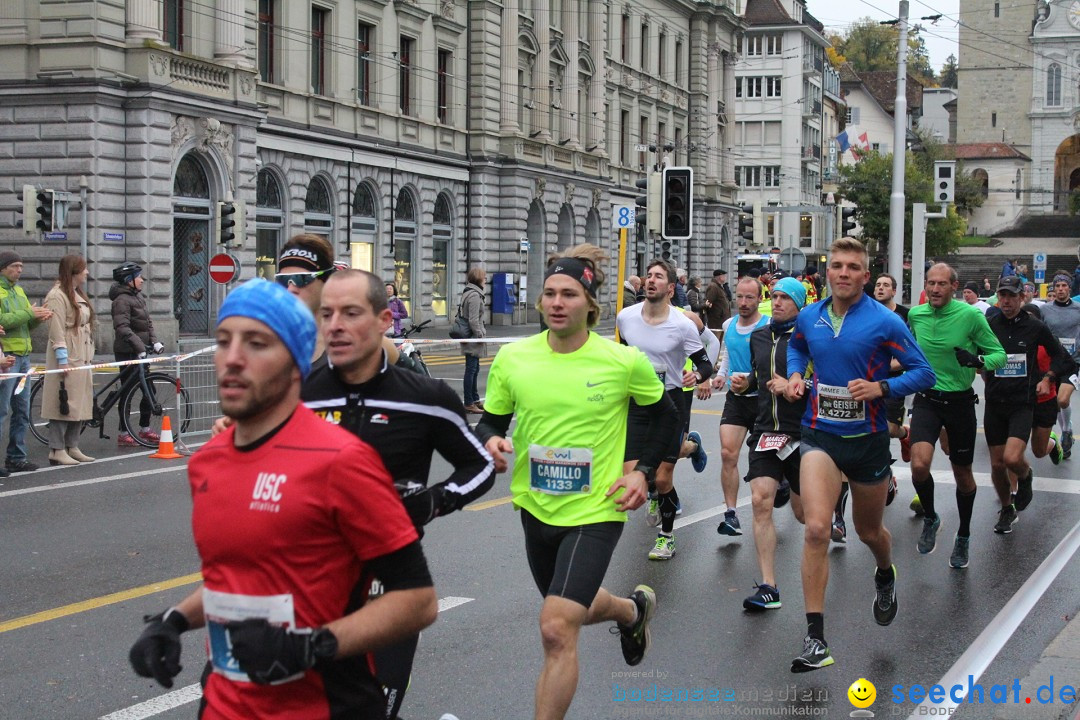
992, 612, 1080, 720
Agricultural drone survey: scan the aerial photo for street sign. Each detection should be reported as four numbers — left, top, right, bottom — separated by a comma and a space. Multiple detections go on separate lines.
612, 205, 636, 229
520, 238, 530, 252
43, 231, 67, 242
1034, 252, 1047, 285
1036, 269, 1046, 284
103, 231, 125, 243
775, 248, 806, 273
208, 253, 239, 284
634, 144, 649, 152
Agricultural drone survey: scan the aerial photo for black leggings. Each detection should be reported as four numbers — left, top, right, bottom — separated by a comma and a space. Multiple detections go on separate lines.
115, 353, 151, 431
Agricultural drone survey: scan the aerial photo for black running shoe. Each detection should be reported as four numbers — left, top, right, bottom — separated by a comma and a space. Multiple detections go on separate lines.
917, 514, 941, 555
791, 635, 834, 673
774, 480, 791, 509
994, 505, 1018, 534
5, 459, 37, 472
743, 583, 781, 611
717, 510, 742, 536
873, 565, 898, 626
614, 585, 656, 666
886, 476, 898, 506
1014, 468, 1034, 511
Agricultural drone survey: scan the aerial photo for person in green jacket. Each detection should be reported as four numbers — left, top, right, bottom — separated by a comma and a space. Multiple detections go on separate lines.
0, 251, 53, 475
906, 263, 1007, 569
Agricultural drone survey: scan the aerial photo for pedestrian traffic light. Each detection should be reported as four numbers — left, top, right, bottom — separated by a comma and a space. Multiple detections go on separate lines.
661, 166, 693, 240
35, 189, 55, 232
841, 206, 857, 235
635, 171, 662, 234
217, 201, 237, 246
18, 185, 36, 234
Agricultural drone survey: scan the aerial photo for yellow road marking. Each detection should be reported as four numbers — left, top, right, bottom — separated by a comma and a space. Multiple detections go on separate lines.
466, 495, 513, 511
692, 409, 725, 416
0, 572, 203, 634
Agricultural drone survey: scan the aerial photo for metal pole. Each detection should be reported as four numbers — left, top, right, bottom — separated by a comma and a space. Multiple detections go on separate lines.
824, 193, 836, 246
615, 226, 628, 343
888, 0, 910, 304
911, 202, 926, 303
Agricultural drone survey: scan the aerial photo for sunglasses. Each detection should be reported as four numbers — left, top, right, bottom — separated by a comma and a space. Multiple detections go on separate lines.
274, 269, 331, 288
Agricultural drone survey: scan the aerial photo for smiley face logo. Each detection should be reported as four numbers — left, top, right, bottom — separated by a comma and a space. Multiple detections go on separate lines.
848, 678, 876, 708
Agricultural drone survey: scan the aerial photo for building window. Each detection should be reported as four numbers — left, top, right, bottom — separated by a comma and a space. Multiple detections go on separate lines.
620, 110, 629, 164
639, 115, 649, 170
437, 49, 451, 123
994, 1, 1000, 16
973, 168, 989, 199
311, 7, 328, 95
621, 15, 630, 63
658, 32, 666, 77
399, 36, 415, 115
738, 166, 761, 188
744, 35, 762, 56
871, 142, 881, 152
1047, 63, 1062, 107
432, 194, 454, 318
393, 189, 418, 314
766, 76, 782, 98
674, 127, 682, 165
357, 22, 373, 105
640, 23, 649, 69
766, 34, 783, 55
740, 77, 763, 98
1016, 169, 1022, 200
675, 41, 683, 86
991, 111, 997, 127
163, 0, 183, 51
351, 183, 378, 272
764, 166, 781, 187
304, 177, 334, 237
256, 169, 285, 280
258, 0, 274, 83
172, 154, 211, 335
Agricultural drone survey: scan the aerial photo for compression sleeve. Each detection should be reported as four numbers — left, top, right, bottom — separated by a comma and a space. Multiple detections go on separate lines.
634, 391, 680, 469
475, 411, 513, 444
365, 541, 434, 592
688, 348, 714, 381
427, 383, 497, 515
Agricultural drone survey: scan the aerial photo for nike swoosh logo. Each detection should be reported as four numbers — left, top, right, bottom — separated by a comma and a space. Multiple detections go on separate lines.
586, 381, 604, 387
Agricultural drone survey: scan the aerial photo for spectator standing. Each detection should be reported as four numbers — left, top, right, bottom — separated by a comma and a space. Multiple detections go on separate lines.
687, 276, 705, 314
461, 267, 487, 414
703, 269, 732, 336
0, 251, 51, 475
1001, 258, 1016, 278
983, 277, 993, 296
42, 255, 96, 466
386, 282, 409, 336
622, 276, 641, 308
674, 269, 690, 309
110, 262, 164, 446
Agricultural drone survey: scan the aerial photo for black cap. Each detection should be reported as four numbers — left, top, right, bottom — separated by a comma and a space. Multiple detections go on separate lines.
805, 264, 817, 275
713, 268, 727, 277
748, 267, 762, 278
997, 276, 1023, 294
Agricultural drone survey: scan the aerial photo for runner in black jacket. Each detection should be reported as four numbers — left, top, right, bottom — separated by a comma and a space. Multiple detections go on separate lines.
983, 276, 1074, 533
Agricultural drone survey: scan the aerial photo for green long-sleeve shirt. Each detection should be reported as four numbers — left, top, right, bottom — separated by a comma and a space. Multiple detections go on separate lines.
907, 299, 1007, 392
0, 275, 39, 355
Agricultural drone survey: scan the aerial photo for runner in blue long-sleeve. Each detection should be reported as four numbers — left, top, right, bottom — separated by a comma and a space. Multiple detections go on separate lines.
782, 238, 936, 673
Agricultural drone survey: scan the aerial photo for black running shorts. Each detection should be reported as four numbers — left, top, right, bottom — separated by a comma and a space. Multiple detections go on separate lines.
1033, 398, 1058, 429
744, 437, 801, 494
983, 401, 1034, 446
720, 391, 758, 428
626, 387, 686, 464
909, 390, 978, 466
800, 426, 892, 485
885, 396, 906, 427
520, 510, 623, 608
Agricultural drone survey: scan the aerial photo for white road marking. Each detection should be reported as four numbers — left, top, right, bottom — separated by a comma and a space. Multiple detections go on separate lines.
0, 466, 185, 499
98, 597, 475, 720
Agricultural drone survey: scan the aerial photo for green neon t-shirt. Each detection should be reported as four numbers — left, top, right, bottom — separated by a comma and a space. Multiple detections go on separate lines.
484, 331, 665, 527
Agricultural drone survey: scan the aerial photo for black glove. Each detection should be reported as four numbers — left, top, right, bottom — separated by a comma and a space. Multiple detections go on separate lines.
129, 608, 189, 688
226, 619, 338, 685
953, 347, 984, 369
394, 481, 445, 527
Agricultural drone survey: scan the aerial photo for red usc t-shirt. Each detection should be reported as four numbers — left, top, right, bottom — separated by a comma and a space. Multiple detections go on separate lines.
189, 405, 418, 720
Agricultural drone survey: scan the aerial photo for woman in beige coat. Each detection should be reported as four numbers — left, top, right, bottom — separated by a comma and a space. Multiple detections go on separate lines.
42, 254, 96, 465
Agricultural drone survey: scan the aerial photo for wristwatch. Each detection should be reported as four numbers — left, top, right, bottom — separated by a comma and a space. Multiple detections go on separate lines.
879, 380, 891, 398
310, 627, 339, 662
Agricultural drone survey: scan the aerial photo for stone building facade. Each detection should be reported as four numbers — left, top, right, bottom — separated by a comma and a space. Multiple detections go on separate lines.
0, 0, 743, 344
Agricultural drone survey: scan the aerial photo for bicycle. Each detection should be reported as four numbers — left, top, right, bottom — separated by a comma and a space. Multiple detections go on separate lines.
392, 318, 431, 376
28, 360, 192, 449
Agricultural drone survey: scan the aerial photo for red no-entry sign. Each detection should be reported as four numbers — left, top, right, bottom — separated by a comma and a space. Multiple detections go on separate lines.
208, 253, 239, 284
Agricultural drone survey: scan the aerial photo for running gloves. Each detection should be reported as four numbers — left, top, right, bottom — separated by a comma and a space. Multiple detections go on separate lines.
226, 619, 339, 685
395, 481, 445, 527
953, 347, 984, 368
129, 608, 189, 688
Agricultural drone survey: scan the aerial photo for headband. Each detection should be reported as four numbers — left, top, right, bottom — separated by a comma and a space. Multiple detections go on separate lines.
1053, 274, 1071, 285
278, 247, 326, 272
545, 257, 597, 297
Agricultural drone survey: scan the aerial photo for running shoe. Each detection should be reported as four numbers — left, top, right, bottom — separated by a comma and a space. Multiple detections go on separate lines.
1014, 468, 1034, 511
645, 498, 660, 527
717, 509, 742, 536
900, 426, 912, 463
743, 583, 781, 611
909, 494, 924, 517
831, 514, 847, 544
117, 432, 139, 447
949, 534, 970, 569
872, 565, 898, 626
1050, 431, 1064, 466
614, 584, 656, 666
687, 430, 708, 472
917, 513, 941, 555
1063, 429, 1074, 455
774, 479, 791, 509
138, 429, 161, 443
886, 476, 898, 506
648, 534, 675, 560
791, 635, 834, 673
675, 499, 683, 516
994, 505, 1018, 534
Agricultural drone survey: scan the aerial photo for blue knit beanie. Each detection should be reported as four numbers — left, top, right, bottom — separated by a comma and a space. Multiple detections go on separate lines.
218, 279, 316, 379
772, 277, 807, 309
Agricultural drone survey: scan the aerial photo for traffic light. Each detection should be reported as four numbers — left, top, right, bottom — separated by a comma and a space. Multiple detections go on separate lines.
841, 206, 857, 235
635, 171, 661, 234
18, 185, 35, 234
661, 240, 673, 261
739, 204, 754, 242
934, 160, 955, 204
661, 166, 693, 240
35, 189, 55, 232
217, 200, 237, 245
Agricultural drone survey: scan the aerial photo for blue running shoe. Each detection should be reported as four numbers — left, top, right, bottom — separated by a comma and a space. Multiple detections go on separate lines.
687, 430, 708, 472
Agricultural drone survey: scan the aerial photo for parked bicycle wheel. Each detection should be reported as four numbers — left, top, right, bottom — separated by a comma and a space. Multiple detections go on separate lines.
120, 372, 192, 448
28, 377, 49, 445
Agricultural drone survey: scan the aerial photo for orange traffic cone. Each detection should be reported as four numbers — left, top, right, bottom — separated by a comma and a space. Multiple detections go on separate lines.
149, 415, 184, 459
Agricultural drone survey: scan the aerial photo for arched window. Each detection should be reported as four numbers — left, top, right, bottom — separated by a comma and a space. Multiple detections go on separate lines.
393, 188, 418, 313
432, 193, 454, 317
519, 33, 538, 133
304, 176, 334, 237
1047, 63, 1062, 106
172, 154, 213, 335
973, 168, 989, 200
256, 169, 284, 279
350, 182, 378, 272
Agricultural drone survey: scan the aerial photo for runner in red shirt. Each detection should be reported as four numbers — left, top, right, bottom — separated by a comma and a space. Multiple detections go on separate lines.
128, 279, 436, 720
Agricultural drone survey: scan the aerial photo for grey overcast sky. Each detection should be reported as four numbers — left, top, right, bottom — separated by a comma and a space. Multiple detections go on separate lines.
812, 0, 961, 73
